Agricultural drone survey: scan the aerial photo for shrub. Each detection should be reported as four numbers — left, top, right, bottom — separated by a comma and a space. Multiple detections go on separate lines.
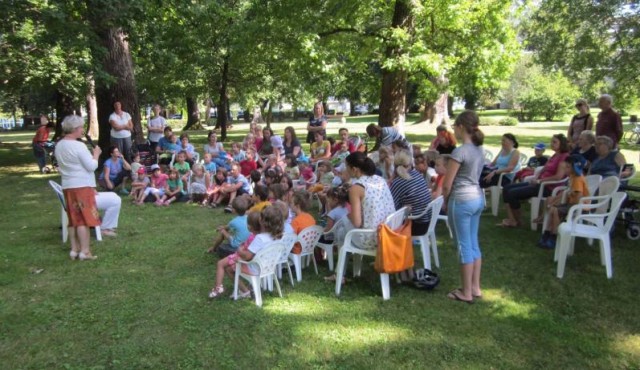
479, 117, 501, 126
499, 117, 518, 126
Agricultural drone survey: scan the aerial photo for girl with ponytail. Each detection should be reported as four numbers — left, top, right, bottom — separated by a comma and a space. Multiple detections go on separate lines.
442, 110, 486, 304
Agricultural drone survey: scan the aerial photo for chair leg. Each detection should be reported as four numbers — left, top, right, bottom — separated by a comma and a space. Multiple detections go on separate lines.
353, 254, 363, 277
286, 263, 295, 287
490, 186, 500, 217
335, 249, 348, 296
417, 236, 431, 270
556, 232, 569, 278
61, 210, 68, 243
531, 198, 541, 231
233, 264, 241, 300
380, 273, 390, 300
602, 237, 613, 279
292, 255, 302, 282
277, 263, 283, 280
429, 233, 440, 268
95, 226, 102, 241
273, 273, 283, 298
312, 255, 318, 275
251, 276, 262, 307
326, 247, 334, 272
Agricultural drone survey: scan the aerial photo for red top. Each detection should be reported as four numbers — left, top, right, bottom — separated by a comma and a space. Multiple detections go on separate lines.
239, 159, 257, 177
32, 125, 50, 144
595, 108, 623, 145
332, 140, 356, 154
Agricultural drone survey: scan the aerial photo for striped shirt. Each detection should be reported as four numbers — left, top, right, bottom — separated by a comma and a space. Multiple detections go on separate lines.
390, 169, 433, 225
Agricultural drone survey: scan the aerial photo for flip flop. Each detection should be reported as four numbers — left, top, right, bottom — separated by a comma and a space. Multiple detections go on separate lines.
496, 219, 518, 228
457, 288, 482, 300
447, 289, 474, 304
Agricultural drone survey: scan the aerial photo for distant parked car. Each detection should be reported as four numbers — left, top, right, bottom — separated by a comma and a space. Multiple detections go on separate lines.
237, 110, 244, 120
353, 105, 369, 115
169, 113, 183, 119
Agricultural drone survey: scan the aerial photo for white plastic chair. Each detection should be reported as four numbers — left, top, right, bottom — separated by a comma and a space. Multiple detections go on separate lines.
483, 149, 494, 164
540, 175, 602, 234
555, 192, 626, 279
489, 152, 525, 217
276, 233, 298, 286
335, 207, 409, 301
233, 240, 287, 307
315, 217, 350, 271
410, 196, 443, 269
436, 214, 453, 239
288, 225, 324, 282
48, 180, 101, 243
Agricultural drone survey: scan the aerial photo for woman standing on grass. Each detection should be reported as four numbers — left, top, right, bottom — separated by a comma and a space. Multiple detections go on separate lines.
55, 115, 102, 261
442, 110, 485, 304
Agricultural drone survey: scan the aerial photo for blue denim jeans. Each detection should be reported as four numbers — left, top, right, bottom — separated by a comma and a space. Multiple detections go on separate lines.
448, 196, 484, 264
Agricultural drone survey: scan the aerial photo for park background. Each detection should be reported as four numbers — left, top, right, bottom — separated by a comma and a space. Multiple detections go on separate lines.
2, 1, 640, 369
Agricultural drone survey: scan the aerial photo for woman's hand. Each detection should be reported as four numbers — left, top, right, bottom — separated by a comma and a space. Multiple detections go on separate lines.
483, 170, 496, 182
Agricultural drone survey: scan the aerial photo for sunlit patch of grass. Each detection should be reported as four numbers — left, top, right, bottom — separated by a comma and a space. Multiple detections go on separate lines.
612, 333, 640, 365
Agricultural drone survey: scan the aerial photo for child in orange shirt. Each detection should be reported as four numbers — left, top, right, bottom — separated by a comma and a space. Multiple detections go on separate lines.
290, 190, 316, 254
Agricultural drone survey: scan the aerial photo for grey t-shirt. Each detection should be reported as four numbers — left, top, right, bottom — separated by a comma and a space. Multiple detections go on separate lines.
450, 143, 484, 201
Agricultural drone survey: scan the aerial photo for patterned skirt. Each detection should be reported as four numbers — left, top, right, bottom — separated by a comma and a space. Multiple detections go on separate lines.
63, 187, 101, 227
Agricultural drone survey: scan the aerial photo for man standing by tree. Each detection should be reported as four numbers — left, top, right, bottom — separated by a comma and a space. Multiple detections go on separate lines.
595, 94, 623, 148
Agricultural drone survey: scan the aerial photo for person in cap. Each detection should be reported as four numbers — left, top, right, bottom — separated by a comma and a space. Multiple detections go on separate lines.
567, 98, 593, 149
131, 166, 150, 205
537, 154, 589, 249
514, 142, 549, 182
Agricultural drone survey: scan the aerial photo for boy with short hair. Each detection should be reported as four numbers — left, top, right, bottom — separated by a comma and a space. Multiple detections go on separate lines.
290, 190, 317, 254
207, 196, 251, 257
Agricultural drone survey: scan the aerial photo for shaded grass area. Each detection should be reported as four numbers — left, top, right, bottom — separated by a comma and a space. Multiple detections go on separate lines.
1, 129, 640, 369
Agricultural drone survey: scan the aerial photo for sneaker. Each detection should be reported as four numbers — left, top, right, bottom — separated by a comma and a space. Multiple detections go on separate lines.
540, 238, 556, 250
120, 188, 130, 195
208, 286, 224, 299
231, 290, 251, 300
224, 206, 233, 213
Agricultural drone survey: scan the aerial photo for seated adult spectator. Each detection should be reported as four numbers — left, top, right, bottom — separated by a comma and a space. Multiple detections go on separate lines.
480, 133, 521, 188
589, 135, 626, 178
570, 130, 597, 166
429, 124, 457, 154
366, 124, 409, 151
258, 127, 274, 159
283, 126, 302, 157
500, 134, 570, 228
310, 131, 331, 164
390, 151, 433, 236
98, 145, 132, 194
331, 128, 356, 154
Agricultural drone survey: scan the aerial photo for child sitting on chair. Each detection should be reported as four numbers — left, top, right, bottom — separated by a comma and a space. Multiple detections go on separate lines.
515, 143, 549, 182
208, 196, 250, 257
318, 184, 351, 244
208, 205, 284, 300
248, 185, 271, 213
538, 155, 589, 249
290, 190, 316, 254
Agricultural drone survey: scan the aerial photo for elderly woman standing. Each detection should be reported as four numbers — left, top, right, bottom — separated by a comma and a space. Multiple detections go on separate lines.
55, 115, 102, 260
589, 136, 626, 178
390, 151, 433, 236
307, 102, 328, 144
442, 110, 486, 304
567, 99, 593, 149
109, 101, 134, 162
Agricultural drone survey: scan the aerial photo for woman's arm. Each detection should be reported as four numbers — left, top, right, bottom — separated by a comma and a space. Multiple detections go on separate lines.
442, 160, 461, 202
307, 118, 328, 132
103, 166, 113, 188
292, 146, 301, 157
348, 184, 364, 228
537, 160, 568, 183
78, 145, 100, 173
121, 157, 131, 171
498, 149, 520, 174
320, 142, 331, 159
586, 116, 594, 131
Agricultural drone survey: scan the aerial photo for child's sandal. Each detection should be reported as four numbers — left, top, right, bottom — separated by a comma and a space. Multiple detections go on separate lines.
208, 286, 224, 299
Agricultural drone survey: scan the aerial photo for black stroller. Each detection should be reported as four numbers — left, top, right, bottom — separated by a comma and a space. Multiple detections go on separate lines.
42, 141, 58, 173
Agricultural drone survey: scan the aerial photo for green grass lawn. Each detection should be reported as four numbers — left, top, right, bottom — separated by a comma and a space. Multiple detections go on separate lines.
1, 122, 640, 369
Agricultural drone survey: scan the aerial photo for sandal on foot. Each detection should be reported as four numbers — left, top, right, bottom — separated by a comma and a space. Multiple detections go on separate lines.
447, 289, 474, 304
208, 286, 224, 299
496, 219, 518, 228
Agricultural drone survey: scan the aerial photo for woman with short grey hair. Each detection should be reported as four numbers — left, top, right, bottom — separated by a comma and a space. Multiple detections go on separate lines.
55, 115, 102, 260
589, 135, 626, 178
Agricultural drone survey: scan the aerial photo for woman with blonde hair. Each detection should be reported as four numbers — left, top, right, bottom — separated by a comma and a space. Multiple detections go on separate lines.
306, 102, 328, 144
567, 99, 593, 149
55, 115, 103, 260
389, 151, 433, 236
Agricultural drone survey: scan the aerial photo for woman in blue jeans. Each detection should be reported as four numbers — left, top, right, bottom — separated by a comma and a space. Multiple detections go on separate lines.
442, 110, 485, 304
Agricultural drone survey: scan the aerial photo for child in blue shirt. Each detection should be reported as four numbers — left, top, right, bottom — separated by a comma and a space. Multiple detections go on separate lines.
207, 196, 250, 258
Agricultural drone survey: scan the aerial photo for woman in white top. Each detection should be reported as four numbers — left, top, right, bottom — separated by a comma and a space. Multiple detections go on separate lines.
203, 131, 224, 158
148, 104, 166, 149
55, 115, 102, 260
109, 101, 133, 162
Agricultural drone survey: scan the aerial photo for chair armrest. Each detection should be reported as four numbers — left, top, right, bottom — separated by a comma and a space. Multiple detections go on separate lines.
536, 178, 568, 198
566, 197, 610, 221
343, 228, 377, 249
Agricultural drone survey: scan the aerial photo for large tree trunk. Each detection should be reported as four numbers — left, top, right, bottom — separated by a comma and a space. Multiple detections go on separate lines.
214, 59, 229, 141
94, 27, 143, 150
378, 0, 414, 132
86, 75, 98, 140
53, 90, 75, 140
464, 93, 477, 110
183, 96, 200, 130
447, 97, 454, 118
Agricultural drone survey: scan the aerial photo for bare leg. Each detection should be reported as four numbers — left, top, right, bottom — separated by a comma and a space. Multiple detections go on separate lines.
224, 266, 250, 293
214, 258, 229, 287
75, 225, 92, 255
69, 226, 81, 254
548, 207, 560, 234
472, 258, 482, 297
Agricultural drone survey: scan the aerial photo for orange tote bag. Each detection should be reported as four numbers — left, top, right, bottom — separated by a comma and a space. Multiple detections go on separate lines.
374, 220, 414, 273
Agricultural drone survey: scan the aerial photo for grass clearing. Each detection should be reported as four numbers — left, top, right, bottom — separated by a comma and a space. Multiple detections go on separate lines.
1, 121, 639, 368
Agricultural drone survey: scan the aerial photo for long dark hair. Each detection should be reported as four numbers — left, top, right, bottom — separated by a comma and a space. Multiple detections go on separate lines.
503, 133, 519, 148
454, 110, 484, 146
553, 134, 570, 153
345, 152, 376, 176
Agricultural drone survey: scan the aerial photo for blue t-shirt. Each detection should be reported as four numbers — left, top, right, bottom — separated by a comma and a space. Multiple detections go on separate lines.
204, 162, 217, 173
228, 215, 250, 249
157, 136, 169, 149
99, 158, 124, 181
227, 174, 252, 194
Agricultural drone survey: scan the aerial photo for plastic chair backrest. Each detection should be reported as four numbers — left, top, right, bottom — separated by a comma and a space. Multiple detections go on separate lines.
425, 197, 444, 235
297, 225, 324, 254
595, 176, 620, 213
602, 192, 627, 231
483, 149, 494, 163
519, 153, 528, 167
329, 217, 351, 246
585, 175, 602, 196
251, 241, 287, 277
48, 180, 66, 211
349, 135, 362, 150
384, 206, 408, 230
278, 233, 298, 262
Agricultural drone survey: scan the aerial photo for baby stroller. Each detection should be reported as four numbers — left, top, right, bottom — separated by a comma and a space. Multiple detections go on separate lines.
619, 183, 640, 240
42, 141, 58, 173
136, 141, 157, 173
